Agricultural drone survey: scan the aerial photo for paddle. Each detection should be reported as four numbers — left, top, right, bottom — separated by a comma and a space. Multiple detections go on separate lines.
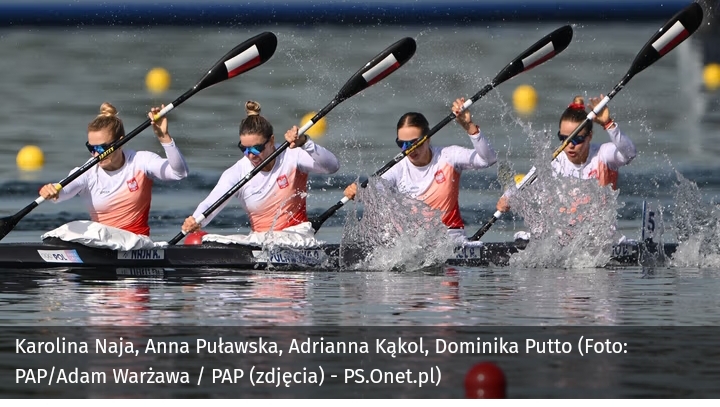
309, 25, 574, 233
166, 37, 417, 245
469, 167, 536, 241
0, 32, 278, 242
468, 2, 704, 242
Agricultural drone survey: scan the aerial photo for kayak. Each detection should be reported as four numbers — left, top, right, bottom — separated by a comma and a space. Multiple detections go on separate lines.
0, 237, 677, 274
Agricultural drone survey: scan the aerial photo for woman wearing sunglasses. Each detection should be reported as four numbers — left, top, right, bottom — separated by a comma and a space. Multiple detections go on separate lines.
551, 95, 636, 189
497, 95, 637, 214
37, 102, 189, 236
180, 101, 340, 235
343, 97, 498, 242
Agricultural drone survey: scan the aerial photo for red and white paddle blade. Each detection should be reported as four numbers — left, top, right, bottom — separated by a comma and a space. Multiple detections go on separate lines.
492, 25, 573, 85
335, 37, 416, 101
196, 31, 278, 91
628, 2, 704, 77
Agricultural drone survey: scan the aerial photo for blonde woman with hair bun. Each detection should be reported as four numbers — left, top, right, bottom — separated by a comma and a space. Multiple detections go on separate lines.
181, 100, 340, 237
38, 102, 189, 237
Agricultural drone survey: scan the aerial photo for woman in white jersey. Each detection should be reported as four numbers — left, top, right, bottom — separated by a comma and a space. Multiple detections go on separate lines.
38, 102, 189, 236
180, 101, 340, 235
343, 97, 498, 241
497, 95, 637, 213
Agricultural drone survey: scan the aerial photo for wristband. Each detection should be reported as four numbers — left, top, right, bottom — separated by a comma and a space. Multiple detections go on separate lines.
603, 120, 616, 130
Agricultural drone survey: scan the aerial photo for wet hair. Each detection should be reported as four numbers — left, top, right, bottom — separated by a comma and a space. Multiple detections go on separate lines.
559, 95, 592, 133
88, 102, 125, 141
239, 100, 273, 140
396, 112, 430, 136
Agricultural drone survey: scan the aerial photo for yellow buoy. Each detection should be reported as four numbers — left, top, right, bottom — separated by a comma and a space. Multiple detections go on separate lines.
145, 67, 171, 94
16, 145, 45, 171
512, 84, 538, 115
703, 63, 720, 91
300, 112, 327, 139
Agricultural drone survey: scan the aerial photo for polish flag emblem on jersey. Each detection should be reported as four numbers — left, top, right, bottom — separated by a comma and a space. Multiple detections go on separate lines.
127, 178, 139, 192
277, 175, 289, 189
434, 170, 446, 183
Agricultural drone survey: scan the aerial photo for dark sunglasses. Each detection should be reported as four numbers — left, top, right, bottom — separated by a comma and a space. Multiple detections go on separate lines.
86, 141, 112, 155
237, 139, 269, 156
396, 138, 420, 151
557, 132, 590, 146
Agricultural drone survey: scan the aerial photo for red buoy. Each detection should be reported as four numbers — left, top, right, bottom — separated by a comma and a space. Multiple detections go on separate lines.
464, 362, 506, 399
184, 230, 207, 245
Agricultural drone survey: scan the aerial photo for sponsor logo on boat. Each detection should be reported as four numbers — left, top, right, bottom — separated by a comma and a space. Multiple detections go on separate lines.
116, 268, 166, 276
611, 244, 633, 258
454, 246, 482, 260
127, 178, 139, 192
37, 250, 84, 263
117, 249, 165, 260
251, 249, 325, 265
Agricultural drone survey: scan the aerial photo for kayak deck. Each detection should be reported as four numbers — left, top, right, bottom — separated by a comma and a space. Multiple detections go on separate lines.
0, 238, 677, 272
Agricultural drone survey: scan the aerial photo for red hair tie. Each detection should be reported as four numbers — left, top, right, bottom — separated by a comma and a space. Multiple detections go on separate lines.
568, 103, 585, 111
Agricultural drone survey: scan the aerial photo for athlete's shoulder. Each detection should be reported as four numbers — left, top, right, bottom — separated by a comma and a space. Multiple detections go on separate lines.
66, 166, 90, 182
129, 148, 160, 163
382, 158, 404, 181
551, 151, 568, 166
123, 148, 141, 159
438, 143, 471, 158
230, 157, 251, 172
284, 143, 306, 158
596, 142, 616, 155
436, 144, 460, 153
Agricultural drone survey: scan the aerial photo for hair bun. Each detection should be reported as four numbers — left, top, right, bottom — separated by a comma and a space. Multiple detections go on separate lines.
98, 102, 118, 117
568, 95, 585, 111
245, 100, 261, 116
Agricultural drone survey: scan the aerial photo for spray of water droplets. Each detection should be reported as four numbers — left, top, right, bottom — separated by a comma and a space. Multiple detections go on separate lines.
340, 177, 457, 271
670, 171, 720, 267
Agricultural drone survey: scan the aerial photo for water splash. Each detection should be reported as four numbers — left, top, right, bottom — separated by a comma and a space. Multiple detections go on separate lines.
670, 171, 720, 267
341, 178, 456, 271
508, 164, 621, 269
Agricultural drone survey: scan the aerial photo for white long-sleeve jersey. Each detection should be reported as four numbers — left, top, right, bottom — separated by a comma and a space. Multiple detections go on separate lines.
381, 130, 497, 228
54, 141, 189, 236
192, 139, 340, 232
551, 123, 637, 189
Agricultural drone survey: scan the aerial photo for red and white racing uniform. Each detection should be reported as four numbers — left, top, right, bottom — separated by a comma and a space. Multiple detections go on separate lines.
381, 130, 497, 232
54, 142, 189, 236
192, 139, 339, 232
